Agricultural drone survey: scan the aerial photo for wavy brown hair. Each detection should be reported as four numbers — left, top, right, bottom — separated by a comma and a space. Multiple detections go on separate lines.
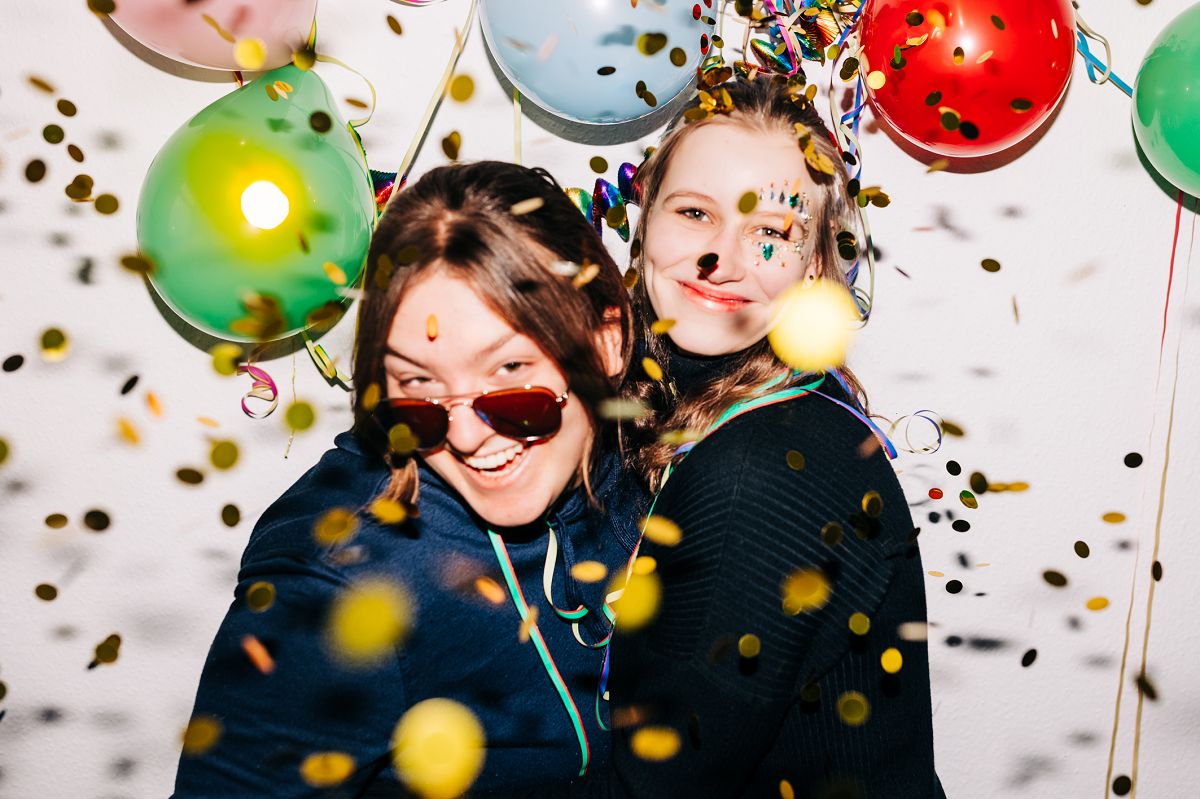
350, 161, 633, 507
627, 73, 868, 491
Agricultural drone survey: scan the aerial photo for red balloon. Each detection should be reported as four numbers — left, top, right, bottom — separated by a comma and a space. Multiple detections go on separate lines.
858, 0, 1076, 157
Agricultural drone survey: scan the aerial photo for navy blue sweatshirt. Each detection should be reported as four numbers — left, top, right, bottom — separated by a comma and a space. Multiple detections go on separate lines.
171, 430, 647, 798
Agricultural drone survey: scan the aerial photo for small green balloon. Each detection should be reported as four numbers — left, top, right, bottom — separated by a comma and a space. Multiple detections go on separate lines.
1133, 3, 1200, 197
137, 64, 375, 341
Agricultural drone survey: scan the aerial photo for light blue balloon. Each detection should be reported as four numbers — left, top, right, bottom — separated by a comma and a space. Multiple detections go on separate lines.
480, 0, 715, 124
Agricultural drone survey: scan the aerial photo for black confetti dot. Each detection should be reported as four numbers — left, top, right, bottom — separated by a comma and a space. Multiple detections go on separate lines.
928, 511, 941, 523
2, 354, 24, 372
1021, 649, 1037, 667
1074, 541, 1090, 558
951, 519, 970, 533
83, 509, 110, 531
1113, 775, 1132, 796
945, 635, 963, 647
1151, 561, 1163, 581
221, 504, 241, 527
1124, 452, 1143, 468
945, 580, 963, 594
119, 375, 139, 395
946, 460, 961, 476
1042, 570, 1068, 587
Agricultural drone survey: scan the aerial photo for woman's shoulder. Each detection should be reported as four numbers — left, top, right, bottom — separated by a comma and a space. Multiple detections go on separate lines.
240, 431, 400, 569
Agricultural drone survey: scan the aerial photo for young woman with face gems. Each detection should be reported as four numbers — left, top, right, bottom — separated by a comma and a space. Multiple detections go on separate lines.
539, 74, 947, 798
171, 162, 648, 798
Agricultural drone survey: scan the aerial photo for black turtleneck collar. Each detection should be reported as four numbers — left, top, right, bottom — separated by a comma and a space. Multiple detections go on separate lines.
661, 341, 754, 398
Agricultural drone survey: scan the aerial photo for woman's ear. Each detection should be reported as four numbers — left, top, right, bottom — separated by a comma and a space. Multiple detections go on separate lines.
596, 306, 626, 378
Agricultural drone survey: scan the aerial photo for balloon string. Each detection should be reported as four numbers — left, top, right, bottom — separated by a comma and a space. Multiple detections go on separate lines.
1131, 199, 1194, 798
1074, 9, 1133, 97
1102, 192, 1188, 798
382, 0, 480, 215
315, 53, 378, 128
513, 88, 522, 165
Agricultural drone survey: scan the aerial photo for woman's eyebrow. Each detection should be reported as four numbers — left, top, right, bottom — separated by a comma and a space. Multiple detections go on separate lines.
661, 190, 716, 204
384, 345, 425, 368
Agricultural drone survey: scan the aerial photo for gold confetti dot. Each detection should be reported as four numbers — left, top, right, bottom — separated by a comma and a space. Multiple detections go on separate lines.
737, 633, 761, 658
927, 570, 944, 577
386, 15, 403, 35
768, 280, 858, 371
510, 197, 544, 216
361, 382, 382, 413
245, 585, 276, 614
650, 318, 676, 335
630, 726, 681, 761
442, 131, 462, 161
209, 343, 242, 376
241, 634, 275, 674
632, 555, 657, 576
737, 191, 758, 214
898, 621, 929, 641
370, 498, 408, 525
881, 647, 903, 673
116, 417, 140, 445
571, 561, 609, 583
589, 155, 609, 173
786, 450, 806, 470
221, 504, 241, 527
35, 583, 58, 601
323, 261, 348, 285
475, 576, 506, 605
780, 780, 796, 799
94, 633, 121, 664
641, 515, 681, 546
572, 261, 601, 287
300, 751, 355, 788
637, 32, 669, 56
392, 698, 486, 799
1086, 596, 1110, 611
327, 578, 413, 666
1102, 512, 1126, 524
426, 315, 439, 341
285, 401, 315, 431
518, 605, 540, 643
861, 490, 883, 517
866, 70, 886, 90
94, 193, 119, 214
146, 391, 163, 418
782, 569, 831, 615
40, 327, 70, 361
181, 715, 222, 756
981, 258, 1001, 273
234, 37, 267, 70
87, 0, 115, 14
450, 74, 475, 102
848, 612, 871, 635
389, 423, 419, 455
45, 513, 67, 529
119, 253, 155, 275
976, 49, 994, 64
611, 571, 661, 631
641, 357, 664, 381
926, 158, 949, 173
314, 508, 360, 547
836, 691, 870, 726
210, 439, 239, 470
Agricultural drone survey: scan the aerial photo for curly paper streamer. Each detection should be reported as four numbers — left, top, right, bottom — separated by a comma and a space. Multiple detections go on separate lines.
884, 409, 944, 455
236, 363, 280, 419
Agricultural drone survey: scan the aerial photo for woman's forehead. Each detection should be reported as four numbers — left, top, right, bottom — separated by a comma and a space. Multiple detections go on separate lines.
661, 120, 812, 203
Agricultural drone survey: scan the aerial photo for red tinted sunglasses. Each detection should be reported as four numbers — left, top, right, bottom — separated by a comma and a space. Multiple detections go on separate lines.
378, 385, 569, 451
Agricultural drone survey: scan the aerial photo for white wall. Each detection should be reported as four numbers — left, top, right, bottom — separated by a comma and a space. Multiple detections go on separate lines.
2, 1, 1198, 797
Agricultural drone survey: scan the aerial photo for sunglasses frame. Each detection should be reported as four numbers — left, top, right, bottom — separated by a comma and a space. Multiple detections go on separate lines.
378, 384, 569, 451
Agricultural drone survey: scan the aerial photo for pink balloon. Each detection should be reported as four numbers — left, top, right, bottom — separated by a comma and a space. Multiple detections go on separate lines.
110, 0, 317, 71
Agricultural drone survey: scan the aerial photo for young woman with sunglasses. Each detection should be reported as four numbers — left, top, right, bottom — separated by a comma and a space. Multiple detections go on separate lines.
542, 74, 946, 798
171, 161, 646, 798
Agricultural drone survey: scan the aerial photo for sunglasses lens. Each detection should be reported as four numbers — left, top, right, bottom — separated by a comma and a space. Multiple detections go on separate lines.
473, 388, 561, 441
384, 400, 449, 449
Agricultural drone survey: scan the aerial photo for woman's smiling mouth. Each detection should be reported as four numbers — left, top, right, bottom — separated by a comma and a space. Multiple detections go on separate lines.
678, 280, 753, 313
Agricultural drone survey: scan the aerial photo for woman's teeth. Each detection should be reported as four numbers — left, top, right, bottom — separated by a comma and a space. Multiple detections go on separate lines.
465, 443, 524, 471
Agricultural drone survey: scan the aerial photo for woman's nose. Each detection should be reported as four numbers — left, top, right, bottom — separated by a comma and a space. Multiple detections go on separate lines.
443, 402, 495, 454
698, 224, 749, 284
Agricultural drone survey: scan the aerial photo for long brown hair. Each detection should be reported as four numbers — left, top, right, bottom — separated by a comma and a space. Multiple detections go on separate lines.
627, 73, 868, 490
351, 161, 633, 506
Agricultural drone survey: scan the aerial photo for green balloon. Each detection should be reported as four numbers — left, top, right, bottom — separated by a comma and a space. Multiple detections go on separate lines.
1133, 2, 1200, 197
137, 64, 375, 341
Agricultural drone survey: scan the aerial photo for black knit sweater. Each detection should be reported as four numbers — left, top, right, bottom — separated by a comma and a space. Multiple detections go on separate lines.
535, 345, 947, 799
